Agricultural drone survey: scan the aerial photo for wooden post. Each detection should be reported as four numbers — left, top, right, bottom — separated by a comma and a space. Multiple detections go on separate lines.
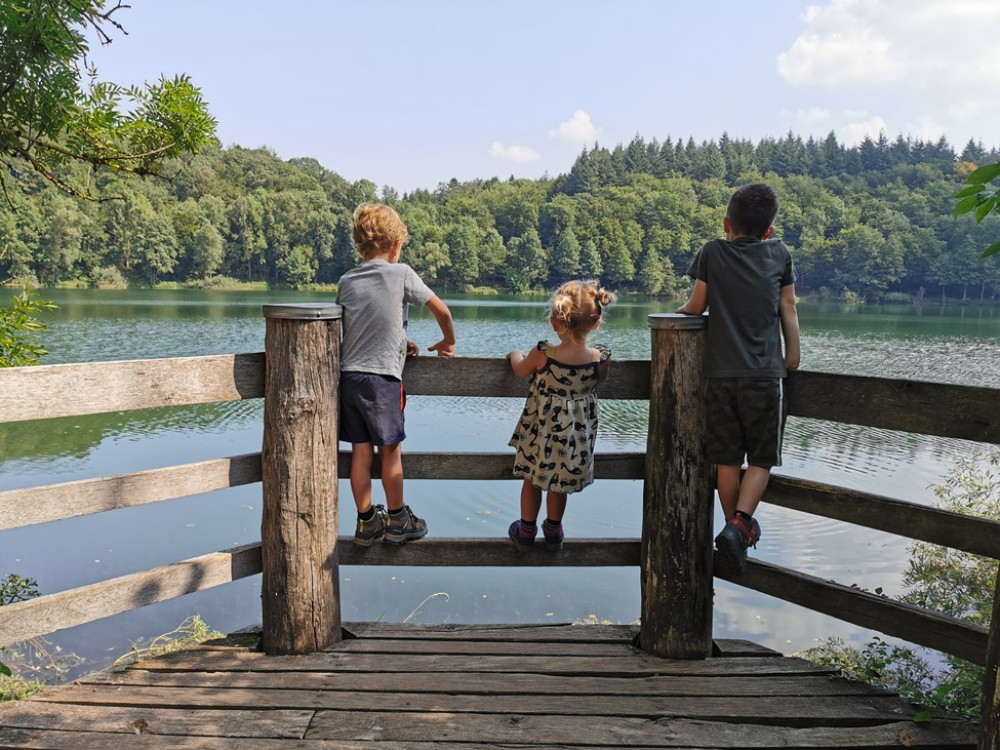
640, 313, 714, 659
980, 573, 1000, 750
261, 303, 342, 655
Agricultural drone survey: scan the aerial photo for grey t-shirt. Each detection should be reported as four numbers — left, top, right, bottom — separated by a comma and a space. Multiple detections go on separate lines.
336, 259, 435, 379
687, 237, 796, 378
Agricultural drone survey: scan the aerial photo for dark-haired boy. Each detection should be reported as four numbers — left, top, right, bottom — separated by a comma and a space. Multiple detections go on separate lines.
676, 182, 800, 575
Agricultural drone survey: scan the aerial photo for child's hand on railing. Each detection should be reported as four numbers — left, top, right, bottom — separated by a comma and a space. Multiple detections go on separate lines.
428, 340, 455, 358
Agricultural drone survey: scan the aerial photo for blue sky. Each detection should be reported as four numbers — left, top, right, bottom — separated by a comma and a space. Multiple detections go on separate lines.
86, 0, 1000, 194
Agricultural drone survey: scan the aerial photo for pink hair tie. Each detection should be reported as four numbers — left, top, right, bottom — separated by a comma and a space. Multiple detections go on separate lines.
590, 313, 601, 319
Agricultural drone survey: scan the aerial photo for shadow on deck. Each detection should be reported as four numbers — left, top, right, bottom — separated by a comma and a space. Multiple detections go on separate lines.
0, 623, 977, 748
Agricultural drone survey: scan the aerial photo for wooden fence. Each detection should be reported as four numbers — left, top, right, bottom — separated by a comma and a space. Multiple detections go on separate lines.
0, 304, 997, 748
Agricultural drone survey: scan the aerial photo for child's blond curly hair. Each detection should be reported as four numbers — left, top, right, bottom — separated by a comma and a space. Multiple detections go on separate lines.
548, 279, 616, 340
352, 203, 408, 258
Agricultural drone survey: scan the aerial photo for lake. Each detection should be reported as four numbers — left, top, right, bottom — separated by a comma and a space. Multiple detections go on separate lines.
2, 288, 999, 676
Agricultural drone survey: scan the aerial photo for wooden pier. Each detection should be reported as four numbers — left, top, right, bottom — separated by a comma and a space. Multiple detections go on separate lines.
1, 307, 998, 748
0, 623, 979, 748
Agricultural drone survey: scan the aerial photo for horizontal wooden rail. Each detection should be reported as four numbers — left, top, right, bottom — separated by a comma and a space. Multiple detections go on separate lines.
789, 370, 1000, 444
402, 356, 651, 400
765, 475, 1000, 560
3, 353, 997, 446
0, 452, 643, 532
0, 454, 262, 531
0, 543, 262, 647
727, 559, 989, 665
0, 353, 265, 423
0, 539, 639, 647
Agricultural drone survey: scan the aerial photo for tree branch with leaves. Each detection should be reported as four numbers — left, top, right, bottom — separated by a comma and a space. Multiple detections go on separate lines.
0, 0, 217, 205
953, 162, 1000, 258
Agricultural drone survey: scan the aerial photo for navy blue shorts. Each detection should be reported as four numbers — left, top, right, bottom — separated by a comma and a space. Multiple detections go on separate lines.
339, 371, 406, 446
705, 377, 786, 468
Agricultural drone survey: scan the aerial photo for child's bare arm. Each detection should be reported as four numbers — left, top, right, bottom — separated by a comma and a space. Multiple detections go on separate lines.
598, 355, 612, 385
425, 295, 456, 357
676, 279, 708, 315
779, 284, 800, 370
507, 346, 546, 378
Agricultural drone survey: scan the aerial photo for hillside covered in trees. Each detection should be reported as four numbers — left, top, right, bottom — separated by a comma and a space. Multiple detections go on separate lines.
2, 131, 999, 302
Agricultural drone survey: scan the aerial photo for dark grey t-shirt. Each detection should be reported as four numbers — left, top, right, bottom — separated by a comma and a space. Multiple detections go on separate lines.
687, 237, 796, 378
336, 259, 434, 379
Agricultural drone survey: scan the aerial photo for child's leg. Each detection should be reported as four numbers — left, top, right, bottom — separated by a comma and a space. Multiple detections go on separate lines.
349, 442, 375, 513
510, 479, 543, 551
519, 478, 543, 523
377, 442, 404, 512
544, 491, 567, 523
715, 464, 741, 520
737, 465, 771, 517
542, 491, 567, 550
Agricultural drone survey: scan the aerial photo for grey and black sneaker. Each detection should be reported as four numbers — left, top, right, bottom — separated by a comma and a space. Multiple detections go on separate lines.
384, 505, 427, 545
354, 505, 387, 546
714, 515, 761, 576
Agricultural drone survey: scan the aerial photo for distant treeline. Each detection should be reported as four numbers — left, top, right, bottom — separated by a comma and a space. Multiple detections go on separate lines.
2, 130, 999, 302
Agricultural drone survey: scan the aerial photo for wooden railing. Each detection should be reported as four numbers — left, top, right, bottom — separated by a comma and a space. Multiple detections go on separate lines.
0, 304, 997, 747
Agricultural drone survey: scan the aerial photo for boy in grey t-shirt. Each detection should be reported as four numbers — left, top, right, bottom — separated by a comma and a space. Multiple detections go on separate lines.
337, 203, 456, 546
677, 183, 800, 575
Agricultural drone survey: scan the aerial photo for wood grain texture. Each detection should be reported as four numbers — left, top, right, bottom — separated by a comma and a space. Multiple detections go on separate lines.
261, 316, 340, 654
0, 623, 976, 749
787, 369, 1000, 444
729, 558, 989, 665
641, 322, 714, 658
0, 454, 261, 531
0, 544, 261, 647
0, 353, 264, 422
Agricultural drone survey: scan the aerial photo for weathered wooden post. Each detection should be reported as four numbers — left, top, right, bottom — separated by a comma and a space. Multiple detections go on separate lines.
980, 574, 1000, 750
640, 313, 714, 659
261, 303, 342, 655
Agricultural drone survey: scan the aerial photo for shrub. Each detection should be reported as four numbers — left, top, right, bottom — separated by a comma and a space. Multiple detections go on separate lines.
802, 450, 999, 718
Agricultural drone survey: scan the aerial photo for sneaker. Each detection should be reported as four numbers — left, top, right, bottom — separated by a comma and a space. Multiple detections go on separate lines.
541, 519, 564, 551
714, 515, 761, 576
354, 505, 386, 547
384, 505, 428, 545
508, 520, 537, 551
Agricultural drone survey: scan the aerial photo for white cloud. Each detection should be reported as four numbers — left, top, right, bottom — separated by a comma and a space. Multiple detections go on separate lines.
488, 142, 541, 163
782, 106, 832, 124
548, 110, 601, 144
838, 114, 888, 146
777, 0, 1000, 93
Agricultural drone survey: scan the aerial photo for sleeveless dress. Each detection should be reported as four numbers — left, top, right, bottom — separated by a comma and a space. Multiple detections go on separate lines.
509, 341, 611, 494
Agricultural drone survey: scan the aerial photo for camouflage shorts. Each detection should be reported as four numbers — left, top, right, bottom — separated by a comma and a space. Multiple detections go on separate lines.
705, 377, 787, 468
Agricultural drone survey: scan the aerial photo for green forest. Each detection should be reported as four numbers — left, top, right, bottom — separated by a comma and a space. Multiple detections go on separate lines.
3, 130, 999, 302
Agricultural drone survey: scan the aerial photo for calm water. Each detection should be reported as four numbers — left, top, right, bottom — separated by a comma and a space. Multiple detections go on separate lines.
2, 289, 999, 676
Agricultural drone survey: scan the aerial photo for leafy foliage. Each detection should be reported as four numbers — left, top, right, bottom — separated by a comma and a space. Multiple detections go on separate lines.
803, 450, 1000, 719
111, 615, 223, 669
0, 0, 216, 202
953, 161, 1000, 258
0, 285, 56, 367
1, 131, 998, 298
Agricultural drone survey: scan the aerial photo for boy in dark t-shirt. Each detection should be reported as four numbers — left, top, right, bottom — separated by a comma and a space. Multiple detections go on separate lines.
676, 183, 801, 575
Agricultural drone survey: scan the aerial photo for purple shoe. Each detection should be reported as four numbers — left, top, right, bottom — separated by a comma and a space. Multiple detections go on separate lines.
508, 520, 536, 551
541, 519, 564, 550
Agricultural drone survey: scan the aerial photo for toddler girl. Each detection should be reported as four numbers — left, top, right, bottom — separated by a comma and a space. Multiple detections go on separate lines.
506, 279, 615, 551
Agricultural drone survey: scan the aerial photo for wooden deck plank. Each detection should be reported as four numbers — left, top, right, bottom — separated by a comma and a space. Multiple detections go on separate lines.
120, 650, 837, 676
304, 711, 975, 746
0, 624, 977, 748
0, 702, 312, 738
0, 725, 973, 750
79, 669, 881, 697
33, 684, 918, 723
